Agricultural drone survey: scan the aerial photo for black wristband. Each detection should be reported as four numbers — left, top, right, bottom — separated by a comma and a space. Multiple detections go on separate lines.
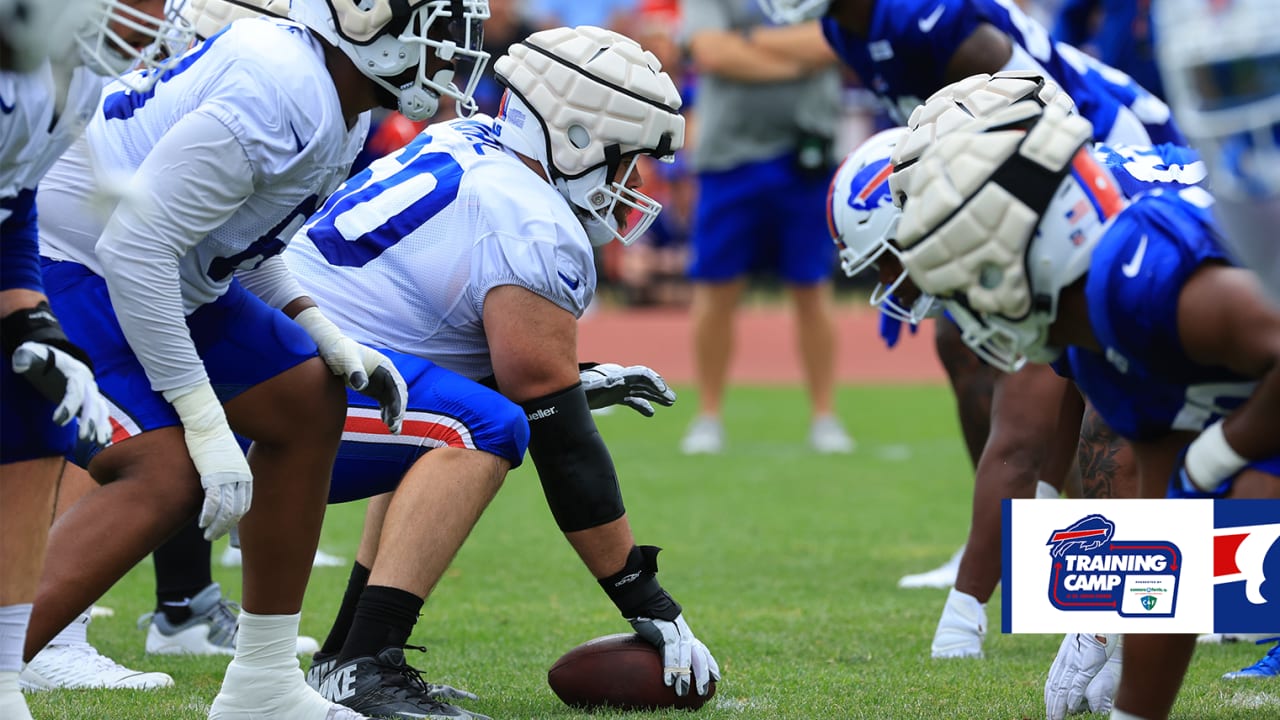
599, 545, 682, 621
1, 301, 92, 368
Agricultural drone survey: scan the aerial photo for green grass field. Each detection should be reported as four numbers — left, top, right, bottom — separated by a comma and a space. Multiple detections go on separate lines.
24, 386, 1278, 719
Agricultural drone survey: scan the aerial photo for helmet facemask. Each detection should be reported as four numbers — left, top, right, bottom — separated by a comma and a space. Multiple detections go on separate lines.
298, 0, 490, 122
77, 0, 196, 89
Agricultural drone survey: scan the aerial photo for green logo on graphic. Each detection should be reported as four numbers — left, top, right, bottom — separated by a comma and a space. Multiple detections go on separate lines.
1141, 595, 1157, 611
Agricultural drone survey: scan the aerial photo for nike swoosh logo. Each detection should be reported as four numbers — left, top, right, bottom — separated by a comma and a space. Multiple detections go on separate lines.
918, 4, 945, 33
0, 96, 15, 114
289, 122, 306, 153
1121, 235, 1148, 278
557, 271, 580, 290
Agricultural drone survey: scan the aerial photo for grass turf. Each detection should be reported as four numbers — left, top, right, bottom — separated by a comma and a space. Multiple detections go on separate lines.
24, 385, 1278, 719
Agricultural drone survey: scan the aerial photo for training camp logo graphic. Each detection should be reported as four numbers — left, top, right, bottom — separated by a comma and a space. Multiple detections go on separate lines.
1213, 500, 1280, 634
1046, 514, 1182, 617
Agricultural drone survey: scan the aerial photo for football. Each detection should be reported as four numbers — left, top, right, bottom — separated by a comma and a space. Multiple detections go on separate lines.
547, 633, 716, 711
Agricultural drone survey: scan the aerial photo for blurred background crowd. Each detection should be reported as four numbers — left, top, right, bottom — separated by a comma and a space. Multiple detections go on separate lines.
357, 0, 1151, 309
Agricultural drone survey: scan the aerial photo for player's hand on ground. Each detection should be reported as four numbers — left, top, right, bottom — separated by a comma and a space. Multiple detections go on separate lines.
1083, 643, 1121, 715
630, 613, 720, 696
163, 382, 253, 541
1045, 632, 1116, 719
295, 307, 407, 433
12, 340, 112, 445
579, 362, 676, 417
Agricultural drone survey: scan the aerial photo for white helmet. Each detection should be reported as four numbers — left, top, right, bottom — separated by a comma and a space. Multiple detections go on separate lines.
290, 0, 490, 122
1156, 0, 1280, 306
895, 100, 1125, 372
181, 0, 290, 40
890, 72, 1077, 210
0, 0, 195, 84
755, 0, 829, 24
493, 25, 685, 247
828, 127, 934, 323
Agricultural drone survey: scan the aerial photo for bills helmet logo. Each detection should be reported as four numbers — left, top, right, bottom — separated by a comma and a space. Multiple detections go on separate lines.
1047, 514, 1115, 557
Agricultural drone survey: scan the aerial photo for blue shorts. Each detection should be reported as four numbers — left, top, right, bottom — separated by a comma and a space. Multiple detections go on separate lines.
328, 349, 529, 503
42, 259, 318, 462
687, 153, 835, 284
1, 351, 76, 464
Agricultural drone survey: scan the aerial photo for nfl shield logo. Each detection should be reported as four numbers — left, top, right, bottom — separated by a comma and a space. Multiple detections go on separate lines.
1141, 595, 1158, 611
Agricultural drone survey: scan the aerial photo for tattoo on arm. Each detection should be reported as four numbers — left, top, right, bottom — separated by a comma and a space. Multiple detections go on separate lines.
1077, 406, 1129, 499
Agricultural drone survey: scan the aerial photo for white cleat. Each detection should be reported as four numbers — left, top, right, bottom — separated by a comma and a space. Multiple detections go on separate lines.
680, 416, 724, 455
20, 641, 174, 690
931, 587, 986, 659
809, 415, 855, 454
209, 661, 369, 720
899, 545, 965, 589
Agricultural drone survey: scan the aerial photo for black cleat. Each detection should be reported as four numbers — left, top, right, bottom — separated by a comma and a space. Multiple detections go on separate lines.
316, 647, 489, 720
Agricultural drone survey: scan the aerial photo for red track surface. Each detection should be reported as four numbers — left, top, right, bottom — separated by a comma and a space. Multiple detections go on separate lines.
577, 306, 946, 385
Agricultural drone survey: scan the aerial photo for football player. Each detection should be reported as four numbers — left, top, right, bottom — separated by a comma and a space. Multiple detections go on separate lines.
24, 1, 492, 718
760, 0, 1180, 652
894, 87, 1280, 720
2, 0, 195, 712
828, 73, 1208, 669
282, 24, 720, 718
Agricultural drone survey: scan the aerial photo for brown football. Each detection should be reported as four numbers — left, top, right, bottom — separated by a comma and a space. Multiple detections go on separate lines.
547, 633, 716, 711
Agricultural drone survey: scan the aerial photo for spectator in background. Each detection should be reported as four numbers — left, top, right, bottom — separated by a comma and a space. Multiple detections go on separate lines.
527, 0, 640, 33
679, 0, 854, 455
472, 0, 538, 116
604, 0, 695, 307
1053, 0, 1165, 99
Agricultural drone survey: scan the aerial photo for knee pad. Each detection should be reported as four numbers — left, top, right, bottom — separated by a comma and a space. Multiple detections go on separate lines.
522, 383, 625, 533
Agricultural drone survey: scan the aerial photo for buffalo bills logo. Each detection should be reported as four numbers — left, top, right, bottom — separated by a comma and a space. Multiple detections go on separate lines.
1046, 514, 1181, 617
1048, 514, 1115, 557
1213, 500, 1280, 633
827, 156, 895, 247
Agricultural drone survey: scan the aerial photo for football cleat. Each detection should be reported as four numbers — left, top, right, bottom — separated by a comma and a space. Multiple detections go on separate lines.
140, 582, 320, 656
317, 647, 488, 720
899, 545, 964, 589
20, 641, 173, 690
1222, 637, 1280, 679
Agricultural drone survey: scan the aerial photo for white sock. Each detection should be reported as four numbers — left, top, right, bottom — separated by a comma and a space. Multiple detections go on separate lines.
46, 611, 90, 647
1111, 710, 1150, 720
233, 611, 302, 670
1036, 480, 1060, 499
0, 605, 32, 673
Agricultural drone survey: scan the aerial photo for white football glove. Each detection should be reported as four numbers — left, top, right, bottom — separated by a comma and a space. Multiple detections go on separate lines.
164, 382, 252, 542
1045, 632, 1118, 720
579, 362, 676, 417
294, 307, 407, 434
12, 340, 112, 446
1084, 640, 1121, 715
630, 613, 721, 697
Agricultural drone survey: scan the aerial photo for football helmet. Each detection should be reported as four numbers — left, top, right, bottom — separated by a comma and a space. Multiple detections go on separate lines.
896, 100, 1125, 372
1156, 0, 1280, 306
890, 72, 1077, 210
828, 127, 935, 323
493, 25, 685, 246
76, 1, 196, 86
181, 0, 289, 40
290, 0, 490, 121
755, 0, 830, 24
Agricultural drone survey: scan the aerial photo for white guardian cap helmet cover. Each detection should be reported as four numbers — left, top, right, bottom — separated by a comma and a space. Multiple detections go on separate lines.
493, 25, 685, 246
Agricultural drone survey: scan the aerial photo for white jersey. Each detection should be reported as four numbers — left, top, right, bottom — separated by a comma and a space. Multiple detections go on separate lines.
285, 117, 596, 381
38, 17, 367, 310
0, 62, 102, 203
